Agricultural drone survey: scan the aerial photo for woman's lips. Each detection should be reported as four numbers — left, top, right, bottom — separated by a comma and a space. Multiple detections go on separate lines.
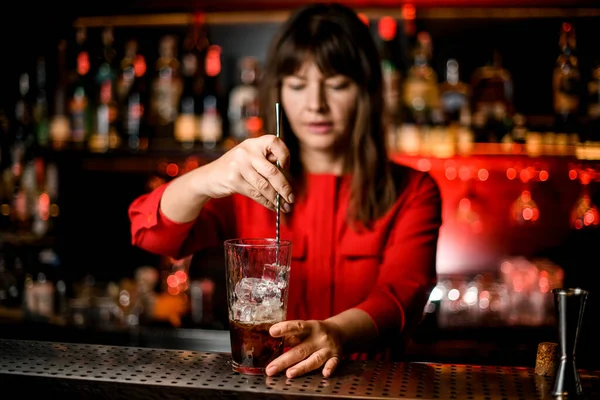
306, 122, 334, 134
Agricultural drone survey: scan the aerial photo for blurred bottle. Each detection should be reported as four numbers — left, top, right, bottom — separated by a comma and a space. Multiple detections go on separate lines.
174, 19, 206, 149
117, 39, 149, 151
150, 35, 183, 142
90, 27, 119, 153
69, 27, 94, 148
553, 22, 582, 143
585, 59, 600, 142
228, 57, 261, 143
471, 49, 514, 134
198, 45, 224, 149
377, 17, 403, 132
33, 57, 50, 148
49, 40, 71, 149
402, 32, 440, 126
439, 59, 470, 124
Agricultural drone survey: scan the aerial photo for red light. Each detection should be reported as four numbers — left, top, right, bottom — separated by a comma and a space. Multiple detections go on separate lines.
357, 13, 369, 26
580, 172, 591, 185
563, 22, 572, 32
477, 169, 489, 182
167, 275, 179, 287
39, 193, 50, 220
539, 170, 549, 181
134, 55, 146, 77
205, 45, 222, 77
77, 52, 90, 75
194, 12, 205, 24
246, 116, 263, 133
175, 270, 187, 283
445, 167, 457, 181
417, 159, 431, 172
506, 168, 517, 180
185, 158, 199, 171
378, 16, 397, 41
166, 163, 179, 177
402, 4, 416, 20
568, 169, 578, 180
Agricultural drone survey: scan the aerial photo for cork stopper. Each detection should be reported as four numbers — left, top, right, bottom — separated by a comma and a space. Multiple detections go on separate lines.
535, 342, 558, 376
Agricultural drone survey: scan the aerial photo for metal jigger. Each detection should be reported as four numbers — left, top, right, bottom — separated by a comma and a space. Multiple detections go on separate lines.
552, 288, 589, 397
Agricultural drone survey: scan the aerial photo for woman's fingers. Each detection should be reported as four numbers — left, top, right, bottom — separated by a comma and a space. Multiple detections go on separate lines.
322, 356, 339, 378
285, 348, 332, 378
266, 342, 314, 376
240, 166, 278, 208
260, 135, 290, 170
251, 156, 294, 204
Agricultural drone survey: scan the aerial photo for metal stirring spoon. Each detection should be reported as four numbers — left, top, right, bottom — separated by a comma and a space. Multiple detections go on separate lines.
275, 103, 281, 264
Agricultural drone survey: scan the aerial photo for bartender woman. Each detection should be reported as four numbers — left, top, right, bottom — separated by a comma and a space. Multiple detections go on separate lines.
129, 3, 442, 379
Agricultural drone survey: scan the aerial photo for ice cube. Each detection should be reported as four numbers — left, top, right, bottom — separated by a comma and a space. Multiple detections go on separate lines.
234, 277, 255, 302
252, 279, 280, 303
254, 304, 284, 322
262, 263, 278, 281
263, 263, 288, 290
232, 301, 255, 322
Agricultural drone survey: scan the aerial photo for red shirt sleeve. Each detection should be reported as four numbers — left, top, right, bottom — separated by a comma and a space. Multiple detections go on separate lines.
354, 171, 442, 340
128, 182, 236, 259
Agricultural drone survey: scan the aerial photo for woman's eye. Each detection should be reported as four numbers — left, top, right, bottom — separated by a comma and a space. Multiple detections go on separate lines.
287, 83, 305, 91
327, 82, 350, 90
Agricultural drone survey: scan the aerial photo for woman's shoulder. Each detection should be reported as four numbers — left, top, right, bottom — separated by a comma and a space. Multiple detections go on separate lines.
388, 161, 440, 196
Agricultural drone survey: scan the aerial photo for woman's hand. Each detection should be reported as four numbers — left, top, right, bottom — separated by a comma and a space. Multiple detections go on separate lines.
199, 135, 294, 211
265, 319, 345, 378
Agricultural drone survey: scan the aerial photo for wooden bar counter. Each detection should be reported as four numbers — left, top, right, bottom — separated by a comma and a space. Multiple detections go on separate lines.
0, 338, 599, 399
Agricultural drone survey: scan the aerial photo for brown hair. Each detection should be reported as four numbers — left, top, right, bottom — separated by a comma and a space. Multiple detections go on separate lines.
259, 3, 396, 229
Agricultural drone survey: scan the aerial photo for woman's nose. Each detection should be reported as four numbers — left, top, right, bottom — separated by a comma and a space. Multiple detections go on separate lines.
306, 84, 328, 113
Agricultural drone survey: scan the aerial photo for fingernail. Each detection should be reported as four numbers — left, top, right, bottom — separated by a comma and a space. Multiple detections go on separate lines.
266, 366, 277, 376
283, 203, 291, 213
271, 326, 281, 336
288, 194, 295, 203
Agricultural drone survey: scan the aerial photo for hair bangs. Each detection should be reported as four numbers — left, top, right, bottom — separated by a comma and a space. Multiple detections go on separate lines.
275, 17, 364, 84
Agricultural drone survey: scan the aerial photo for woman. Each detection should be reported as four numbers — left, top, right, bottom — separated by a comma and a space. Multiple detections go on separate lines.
129, 3, 442, 379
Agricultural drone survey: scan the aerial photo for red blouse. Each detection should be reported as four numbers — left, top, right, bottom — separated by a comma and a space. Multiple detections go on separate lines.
129, 162, 442, 344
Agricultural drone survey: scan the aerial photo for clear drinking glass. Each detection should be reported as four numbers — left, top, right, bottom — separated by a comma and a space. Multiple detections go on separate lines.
224, 238, 292, 375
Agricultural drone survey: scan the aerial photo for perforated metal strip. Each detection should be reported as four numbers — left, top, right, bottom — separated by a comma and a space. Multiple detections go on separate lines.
1, 339, 599, 399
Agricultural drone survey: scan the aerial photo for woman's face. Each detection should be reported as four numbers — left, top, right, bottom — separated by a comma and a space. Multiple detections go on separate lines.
281, 61, 359, 154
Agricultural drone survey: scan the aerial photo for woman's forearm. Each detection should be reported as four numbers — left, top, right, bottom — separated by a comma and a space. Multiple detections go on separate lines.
325, 308, 378, 354
160, 165, 212, 223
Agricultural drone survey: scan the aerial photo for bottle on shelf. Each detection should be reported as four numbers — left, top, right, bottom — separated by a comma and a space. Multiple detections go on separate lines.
90, 27, 119, 153
586, 60, 600, 142
377, 16, 404, 135
117, 39, 149, 151
228, 57, 261, 144
68, 27, 94, 149
402, 31, 440, 127
174, 18, 206, 149
33, 57, 50, 148
471, 49, 514, 126
439, 59, 471, 125
198, 45, 224, 149
552, 22, 582, 143
149, 35, 183, 145
49, 40, 71, 150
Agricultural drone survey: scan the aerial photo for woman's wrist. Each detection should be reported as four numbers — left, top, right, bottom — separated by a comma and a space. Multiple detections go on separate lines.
325, 308, 378, 354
